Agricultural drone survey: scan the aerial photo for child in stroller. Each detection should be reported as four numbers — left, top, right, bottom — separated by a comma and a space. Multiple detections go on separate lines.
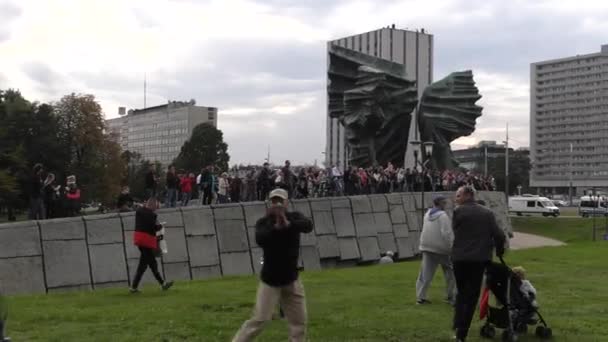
479, 259, 552, 341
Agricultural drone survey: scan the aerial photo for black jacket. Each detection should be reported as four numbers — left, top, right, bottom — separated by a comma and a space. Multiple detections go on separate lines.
256, 211, 313, 287
145, 171, 156, 189
166, 172, 180, 189
135, 207, 162, 235
452, 200, 506, 262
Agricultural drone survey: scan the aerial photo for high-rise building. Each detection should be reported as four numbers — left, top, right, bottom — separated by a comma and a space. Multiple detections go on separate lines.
325, 26, 434, 170
530, 44, 608, 194
106, 100, 218, 165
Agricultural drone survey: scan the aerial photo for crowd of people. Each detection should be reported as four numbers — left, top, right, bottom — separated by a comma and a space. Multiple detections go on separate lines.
27, 163, 82, 220
23, 160, 498, 218
141, 161, 497, 208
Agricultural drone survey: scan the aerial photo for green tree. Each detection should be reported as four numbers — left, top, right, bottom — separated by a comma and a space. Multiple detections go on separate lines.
122, 150, 164, 201
475, 150, 531, 195
0, 89, 62, 213
173, 123, 230, 173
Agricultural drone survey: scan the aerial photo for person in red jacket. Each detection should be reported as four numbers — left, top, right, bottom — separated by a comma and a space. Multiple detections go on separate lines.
130, 197, 174, 293
180, 172, 194, 207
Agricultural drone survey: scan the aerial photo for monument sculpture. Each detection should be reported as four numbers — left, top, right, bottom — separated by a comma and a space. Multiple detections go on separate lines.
328, 45, 482, 169
328, 45, 418, 167
418, 70, 483, 170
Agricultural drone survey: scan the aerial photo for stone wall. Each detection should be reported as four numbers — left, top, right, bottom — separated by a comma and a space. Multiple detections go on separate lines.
0, 191, 510, 295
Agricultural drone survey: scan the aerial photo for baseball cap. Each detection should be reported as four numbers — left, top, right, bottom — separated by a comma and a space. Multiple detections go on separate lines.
269, 188, 288, 200
433, 195, 447, 205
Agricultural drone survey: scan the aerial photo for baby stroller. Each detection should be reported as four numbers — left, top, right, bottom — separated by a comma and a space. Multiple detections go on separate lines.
479, 258, 552, 341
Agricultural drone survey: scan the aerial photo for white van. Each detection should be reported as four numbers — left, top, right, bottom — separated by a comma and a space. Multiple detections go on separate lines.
509, 196, 560, 217
578, 196, 608, 217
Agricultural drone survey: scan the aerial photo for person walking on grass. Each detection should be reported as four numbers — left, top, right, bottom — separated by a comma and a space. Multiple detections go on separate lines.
130, 197, 173, 293
232, 188, 313, 342
451, 186, 505, 342
416, 195, 456, 306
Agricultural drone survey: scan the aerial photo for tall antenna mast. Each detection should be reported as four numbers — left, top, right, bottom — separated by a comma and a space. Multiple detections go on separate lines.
144, 72, 147, 109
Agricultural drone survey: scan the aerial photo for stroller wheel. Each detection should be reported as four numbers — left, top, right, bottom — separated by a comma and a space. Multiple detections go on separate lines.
480, 325, 496, 339
501, 330, 518, 342
535, 326, 553, 339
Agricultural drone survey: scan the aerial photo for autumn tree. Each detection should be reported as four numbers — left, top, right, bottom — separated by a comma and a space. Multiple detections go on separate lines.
54, 93, 125, 204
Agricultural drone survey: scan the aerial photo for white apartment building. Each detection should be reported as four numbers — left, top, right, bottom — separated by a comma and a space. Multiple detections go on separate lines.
106, 100, 218, 165
530, 44, 608, 194
326, 26, 434, 170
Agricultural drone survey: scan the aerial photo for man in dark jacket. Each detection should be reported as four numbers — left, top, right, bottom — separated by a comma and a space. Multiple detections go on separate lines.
28, 163, 45, 220
257, 163, 272, 201
130, 197, 173, 293
233, 188, 313, 342
144, 166, 157, 200
165, 165, 179, 208
451, 186, 506, 342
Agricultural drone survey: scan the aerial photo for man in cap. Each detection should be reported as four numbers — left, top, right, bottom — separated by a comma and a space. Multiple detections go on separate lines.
416, 195, 456, 305
452, 186, 506, 342
233, 188, 313, 342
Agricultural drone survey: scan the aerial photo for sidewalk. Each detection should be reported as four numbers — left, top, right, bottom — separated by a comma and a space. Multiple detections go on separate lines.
510, 232, 565, 250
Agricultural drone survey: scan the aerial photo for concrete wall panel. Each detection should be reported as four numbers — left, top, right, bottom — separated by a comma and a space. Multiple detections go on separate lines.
374, 213, 393, 233
354, 213, 376, 237
213, 205, 244, 221
40, 217, 85, 240
89, 244, 128, 284
0, 256, 45, 294
191, 265, 222, 280
182, 207, 215, 236
370, 195, 389, 212
187, 235, 219, 267
220, 252, 253, 276
163, 262, 191, 281
357, 237, 380, 262
317, 235, 340, 259
312, 211, 336, 235
162, 228, 189, 263
377, 233, 397, 254
351, 196, 372, 213
338, 237, 360, 260
157, 209, 184, 227
333, 208, 356, 237
85, 217, 123, 245
242, 203, 267, 227
43, 240, 91, 288
216, 220, 249, 252
300, 246, 321, 271
0, 223, 41, 258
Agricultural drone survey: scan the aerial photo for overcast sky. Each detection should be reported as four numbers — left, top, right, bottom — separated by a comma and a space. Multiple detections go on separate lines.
1, 0, 607, 165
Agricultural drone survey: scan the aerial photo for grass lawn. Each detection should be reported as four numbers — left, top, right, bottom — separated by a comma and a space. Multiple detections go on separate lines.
5, 217, 608, 341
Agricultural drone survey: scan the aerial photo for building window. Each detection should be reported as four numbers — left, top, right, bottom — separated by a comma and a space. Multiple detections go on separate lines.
208, 113, 215, 121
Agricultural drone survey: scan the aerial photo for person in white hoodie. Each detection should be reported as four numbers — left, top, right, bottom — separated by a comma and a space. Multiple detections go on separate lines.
416, 195, 456, 305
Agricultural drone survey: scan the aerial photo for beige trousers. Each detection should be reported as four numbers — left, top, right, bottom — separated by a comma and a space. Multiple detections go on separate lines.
232, 279, 307, 342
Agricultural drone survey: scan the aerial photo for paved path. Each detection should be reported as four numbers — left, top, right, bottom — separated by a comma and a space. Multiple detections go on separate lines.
509, 232, 566, 250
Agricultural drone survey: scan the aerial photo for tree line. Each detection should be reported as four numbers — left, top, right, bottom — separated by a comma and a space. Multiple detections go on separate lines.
0, 89, 229, 221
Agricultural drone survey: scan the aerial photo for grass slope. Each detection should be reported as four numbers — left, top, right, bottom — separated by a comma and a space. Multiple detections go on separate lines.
5, 217, 608, 341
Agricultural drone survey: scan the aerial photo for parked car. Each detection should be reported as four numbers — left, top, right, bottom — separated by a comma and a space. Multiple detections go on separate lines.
552, 200, 568, 207
509, 196, 560, 217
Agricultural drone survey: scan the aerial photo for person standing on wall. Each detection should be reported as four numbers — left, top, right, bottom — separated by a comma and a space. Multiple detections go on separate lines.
415, 195, 456, 306
165, 165, 179, 208
130, 197, 173, 293
257, 163, 272, 201
451, 186, 506, 342
144, 165, 157, 200
28, 163, 45, 220
232, 188, 313, 342
180, 172, 194, 207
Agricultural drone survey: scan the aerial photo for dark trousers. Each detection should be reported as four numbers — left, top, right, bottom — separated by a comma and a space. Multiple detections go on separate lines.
453, 261, 488, 340
258, 186, 270, 201
29, 197, 45, 220
131, 247, 164, 289
202, 186, 213, 205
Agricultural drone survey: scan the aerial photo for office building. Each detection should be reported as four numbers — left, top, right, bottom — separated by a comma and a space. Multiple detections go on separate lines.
106, 100, 218, 165
530, 44, 608, 194
326, 26, 433, 170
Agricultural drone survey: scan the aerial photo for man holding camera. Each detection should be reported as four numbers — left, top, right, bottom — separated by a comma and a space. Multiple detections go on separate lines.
232, 188, 313, 342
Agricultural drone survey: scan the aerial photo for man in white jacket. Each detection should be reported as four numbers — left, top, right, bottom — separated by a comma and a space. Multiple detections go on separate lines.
416, 195, 456, 305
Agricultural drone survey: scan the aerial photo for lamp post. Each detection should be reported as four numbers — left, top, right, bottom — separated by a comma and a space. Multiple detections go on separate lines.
410, 140, 434, 223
